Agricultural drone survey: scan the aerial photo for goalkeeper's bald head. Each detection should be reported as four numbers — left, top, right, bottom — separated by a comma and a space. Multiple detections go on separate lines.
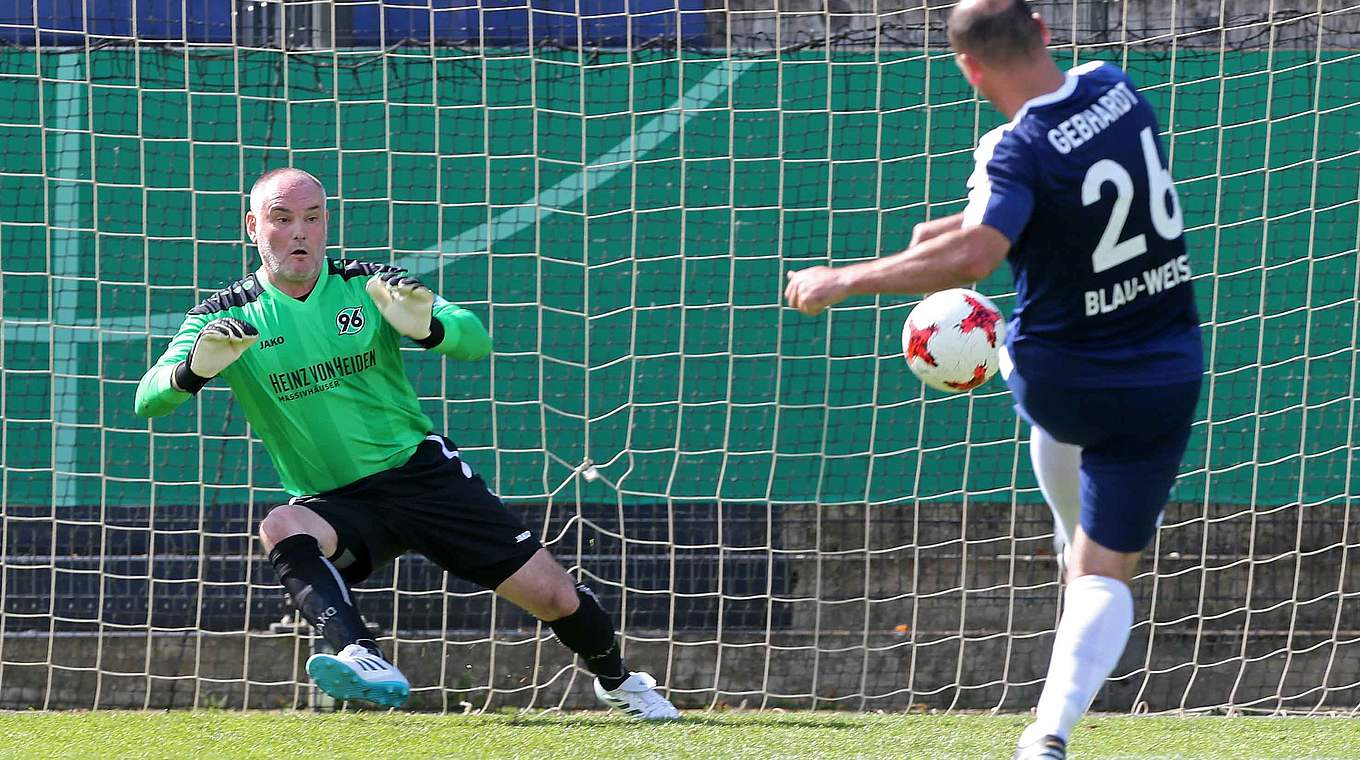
250, 167, 326, 217
246, 167, 330, 297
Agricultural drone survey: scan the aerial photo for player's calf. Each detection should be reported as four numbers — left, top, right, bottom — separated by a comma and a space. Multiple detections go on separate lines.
267, 531, 376, 656
264, 516, 408, 708
498, 556, 680, 719
1016, 569, 1133, 752
545, 582, 679, 720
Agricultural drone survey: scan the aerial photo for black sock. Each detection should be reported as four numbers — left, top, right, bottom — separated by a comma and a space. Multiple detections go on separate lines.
268, 534, 375, 656
548, 584, 628, 689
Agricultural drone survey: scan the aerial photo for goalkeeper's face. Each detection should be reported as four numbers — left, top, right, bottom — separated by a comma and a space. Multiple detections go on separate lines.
247, 174, 328, 287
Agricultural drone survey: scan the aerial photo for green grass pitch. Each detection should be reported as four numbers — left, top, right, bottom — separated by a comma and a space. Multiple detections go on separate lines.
0, 711, 1355, 759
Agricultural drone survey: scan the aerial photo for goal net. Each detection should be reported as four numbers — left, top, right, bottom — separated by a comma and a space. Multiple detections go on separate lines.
1, 0, 1358, 713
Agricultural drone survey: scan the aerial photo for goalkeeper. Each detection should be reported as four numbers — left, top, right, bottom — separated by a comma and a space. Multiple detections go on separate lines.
134, 168, 678, 718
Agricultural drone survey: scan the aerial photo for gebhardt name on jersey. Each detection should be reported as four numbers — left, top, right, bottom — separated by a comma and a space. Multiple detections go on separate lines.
268, 349, 378, 396
1084, 254, 1192, 316
1046, 81, 1137, 155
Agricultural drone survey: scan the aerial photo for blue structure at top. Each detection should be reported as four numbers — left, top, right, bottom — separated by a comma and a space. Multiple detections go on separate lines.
0, 0, 709, 46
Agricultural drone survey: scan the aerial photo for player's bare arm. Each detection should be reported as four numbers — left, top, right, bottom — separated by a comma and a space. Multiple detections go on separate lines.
784, 222, 1010, 316
908, 212, 965, 248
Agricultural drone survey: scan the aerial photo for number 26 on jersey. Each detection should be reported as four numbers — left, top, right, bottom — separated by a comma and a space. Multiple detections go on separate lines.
1083, 126, 1184, 273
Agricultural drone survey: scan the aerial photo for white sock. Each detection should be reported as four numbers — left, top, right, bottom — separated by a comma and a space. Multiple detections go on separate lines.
1029, 426, 1082, 550
1022, 574, 1134, 744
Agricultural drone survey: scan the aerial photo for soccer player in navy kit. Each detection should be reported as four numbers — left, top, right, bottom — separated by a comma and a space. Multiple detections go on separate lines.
784, 1, 1202, 757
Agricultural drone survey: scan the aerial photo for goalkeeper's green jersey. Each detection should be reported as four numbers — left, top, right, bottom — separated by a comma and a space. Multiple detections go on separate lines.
134, 259, 491, 496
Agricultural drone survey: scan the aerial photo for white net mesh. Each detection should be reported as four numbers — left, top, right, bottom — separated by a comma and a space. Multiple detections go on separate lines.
0, 0, 1358, 713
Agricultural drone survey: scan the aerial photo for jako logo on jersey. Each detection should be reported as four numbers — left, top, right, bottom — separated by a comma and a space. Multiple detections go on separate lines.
336, 306, 365, 335
258, 335, 286, 349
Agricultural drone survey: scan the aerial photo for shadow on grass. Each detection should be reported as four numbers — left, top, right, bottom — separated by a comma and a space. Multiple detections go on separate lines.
501, 714, 872, 730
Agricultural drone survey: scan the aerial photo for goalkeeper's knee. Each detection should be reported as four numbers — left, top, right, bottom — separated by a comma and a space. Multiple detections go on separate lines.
258, 504, 336, 555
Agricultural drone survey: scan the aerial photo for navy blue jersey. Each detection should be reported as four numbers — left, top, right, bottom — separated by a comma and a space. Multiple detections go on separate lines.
963, 61, 1202, 388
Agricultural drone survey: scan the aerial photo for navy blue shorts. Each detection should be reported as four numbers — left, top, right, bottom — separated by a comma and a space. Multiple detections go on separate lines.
1007, 372, 1201, 553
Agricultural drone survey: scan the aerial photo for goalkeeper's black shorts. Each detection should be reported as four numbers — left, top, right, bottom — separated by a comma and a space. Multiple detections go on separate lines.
287, 434, 542, 589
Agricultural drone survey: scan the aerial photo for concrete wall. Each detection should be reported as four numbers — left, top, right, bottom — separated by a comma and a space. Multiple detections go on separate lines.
5, 501, 1356, 712
6, 628, 1357, 713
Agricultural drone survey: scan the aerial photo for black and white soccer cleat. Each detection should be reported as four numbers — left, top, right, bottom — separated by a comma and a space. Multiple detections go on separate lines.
593, 671, 680, 720
306, 643, 410, 709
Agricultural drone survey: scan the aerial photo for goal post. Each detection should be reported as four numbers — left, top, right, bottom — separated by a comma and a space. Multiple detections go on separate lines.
1, 1, 1358, 713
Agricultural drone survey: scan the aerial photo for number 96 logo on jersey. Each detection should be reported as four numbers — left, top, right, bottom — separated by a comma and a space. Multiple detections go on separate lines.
336, 306, 365, 335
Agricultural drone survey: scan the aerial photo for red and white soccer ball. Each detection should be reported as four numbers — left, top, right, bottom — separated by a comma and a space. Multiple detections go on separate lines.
902, 288, 1006, 393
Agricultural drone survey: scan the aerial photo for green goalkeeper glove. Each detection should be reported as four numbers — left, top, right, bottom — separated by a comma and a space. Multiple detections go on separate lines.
366, 270, 441, 346
173, 317, 259, 393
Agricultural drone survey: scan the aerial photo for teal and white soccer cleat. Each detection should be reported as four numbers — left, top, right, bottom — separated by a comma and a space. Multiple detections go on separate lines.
306, 643, 410, 708
593, 671, 680, 720
1012, 733, 1066, 760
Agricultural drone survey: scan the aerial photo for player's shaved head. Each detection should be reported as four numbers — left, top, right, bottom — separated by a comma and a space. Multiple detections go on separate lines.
948, 0, 1044, 63
246, 167, 329, 295
250, 167, 326, 215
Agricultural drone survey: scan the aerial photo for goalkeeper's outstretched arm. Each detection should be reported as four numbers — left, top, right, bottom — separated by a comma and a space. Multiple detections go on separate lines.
134, 313, 259, 418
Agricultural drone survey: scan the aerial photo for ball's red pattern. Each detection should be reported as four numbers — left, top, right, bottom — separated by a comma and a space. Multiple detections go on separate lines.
905, 320, 939, 367
943, 363, 989, 391
958, 295, 1001, 348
